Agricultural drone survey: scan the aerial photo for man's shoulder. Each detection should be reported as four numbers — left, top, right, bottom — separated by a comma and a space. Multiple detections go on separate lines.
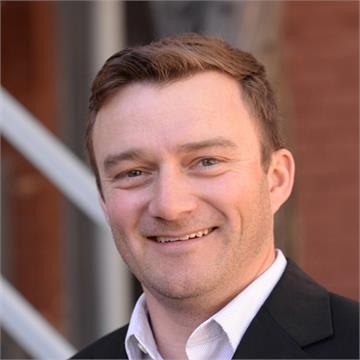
329, 290, 359, 316
234, 260, 358, 359
268, 260, 359, 357
328, 291, 359, 342
71, 324, 129, 359
277, 260, 359, 331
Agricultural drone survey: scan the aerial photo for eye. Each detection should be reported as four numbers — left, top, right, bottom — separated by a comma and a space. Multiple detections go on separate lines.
126, 169, 143, 177
200, 158, 219, 167
189, 156, 227, 177
111, 168, 152, 189
113, 169, 143, 180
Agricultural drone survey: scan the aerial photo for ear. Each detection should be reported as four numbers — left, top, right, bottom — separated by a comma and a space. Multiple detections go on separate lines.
99, 195, 110, 224
267, 149, 295, 214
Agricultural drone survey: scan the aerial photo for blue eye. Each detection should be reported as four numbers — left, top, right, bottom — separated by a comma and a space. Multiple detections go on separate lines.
112, 168, 152, 189
127, 169, 142, 177
200, 158, 219, 166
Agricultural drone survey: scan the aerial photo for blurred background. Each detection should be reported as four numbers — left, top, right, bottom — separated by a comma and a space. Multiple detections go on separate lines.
1, 1, 358, 358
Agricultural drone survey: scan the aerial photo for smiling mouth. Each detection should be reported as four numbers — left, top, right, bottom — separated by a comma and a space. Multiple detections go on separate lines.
149, 227, 216, 244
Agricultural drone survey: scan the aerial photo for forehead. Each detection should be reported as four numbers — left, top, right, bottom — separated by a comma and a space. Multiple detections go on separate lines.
93, 71, 261, 161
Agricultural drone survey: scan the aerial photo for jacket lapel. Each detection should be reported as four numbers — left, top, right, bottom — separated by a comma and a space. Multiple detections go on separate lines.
233, 260, 333, 359
233, 307, 308, 359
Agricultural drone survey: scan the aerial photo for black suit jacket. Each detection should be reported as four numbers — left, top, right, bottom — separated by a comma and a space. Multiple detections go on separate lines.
73, 261, 359, 359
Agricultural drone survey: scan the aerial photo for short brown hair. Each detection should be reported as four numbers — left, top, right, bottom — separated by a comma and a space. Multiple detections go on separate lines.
87, 33, 284, 192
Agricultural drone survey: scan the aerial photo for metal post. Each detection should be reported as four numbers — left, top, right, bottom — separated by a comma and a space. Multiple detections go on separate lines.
90, 0, 132, 336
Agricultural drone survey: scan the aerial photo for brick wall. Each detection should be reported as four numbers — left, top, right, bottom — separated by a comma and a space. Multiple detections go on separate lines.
283, 1, 358, 300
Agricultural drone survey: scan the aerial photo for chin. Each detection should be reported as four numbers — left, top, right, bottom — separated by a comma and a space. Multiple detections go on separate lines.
144, 277, 205, 300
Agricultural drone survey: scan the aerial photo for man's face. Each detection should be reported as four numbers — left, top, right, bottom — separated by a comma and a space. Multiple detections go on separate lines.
93, 71, 276, 305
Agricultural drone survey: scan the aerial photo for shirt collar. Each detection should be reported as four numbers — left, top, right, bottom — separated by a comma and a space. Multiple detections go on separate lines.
126, 294, 162, 360
125, 249, 287, 358
211, 249, 287, 351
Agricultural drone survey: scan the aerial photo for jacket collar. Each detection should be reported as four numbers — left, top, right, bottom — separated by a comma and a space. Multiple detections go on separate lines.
233, 260, 333, 359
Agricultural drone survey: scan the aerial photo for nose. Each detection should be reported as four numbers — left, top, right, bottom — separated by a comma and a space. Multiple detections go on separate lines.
148, 169, 197, 221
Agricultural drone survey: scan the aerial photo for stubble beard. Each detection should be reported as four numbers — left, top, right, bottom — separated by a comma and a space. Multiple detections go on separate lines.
113, 221, 272, 312
112, 225, 235, 306
110, 181, 274, 309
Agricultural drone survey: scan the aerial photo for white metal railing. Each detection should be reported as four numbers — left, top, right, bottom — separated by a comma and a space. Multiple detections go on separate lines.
0, 88, 96, 358
0, 89, 104, 226
0, 88, 131, 358
0, 277, 76, 359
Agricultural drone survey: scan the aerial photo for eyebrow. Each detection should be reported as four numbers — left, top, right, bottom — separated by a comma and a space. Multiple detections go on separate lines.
103, 149, 147, 172
177, 137, 238, 153
102, 136, 238, 172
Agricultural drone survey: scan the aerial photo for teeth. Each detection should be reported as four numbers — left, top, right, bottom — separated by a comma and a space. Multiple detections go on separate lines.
156, 228, 211, 243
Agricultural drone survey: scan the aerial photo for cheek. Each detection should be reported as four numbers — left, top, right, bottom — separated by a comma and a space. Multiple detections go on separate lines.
198, 171, 269, 231
104, 191, 146, 230
197, 172, 255, 209
104, 193, 146, 266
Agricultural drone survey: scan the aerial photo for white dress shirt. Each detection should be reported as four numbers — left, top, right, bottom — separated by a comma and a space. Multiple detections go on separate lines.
125, 249, 287, 360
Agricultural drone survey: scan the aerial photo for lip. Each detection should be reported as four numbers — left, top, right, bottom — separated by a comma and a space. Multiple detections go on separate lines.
147, 227, 217, 244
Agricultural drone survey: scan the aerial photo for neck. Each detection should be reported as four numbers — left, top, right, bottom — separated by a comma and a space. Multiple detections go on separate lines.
144, 290, 212, 360
144, 247, 276, 359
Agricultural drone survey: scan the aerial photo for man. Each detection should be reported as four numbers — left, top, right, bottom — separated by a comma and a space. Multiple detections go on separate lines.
73, 33, 358, 359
